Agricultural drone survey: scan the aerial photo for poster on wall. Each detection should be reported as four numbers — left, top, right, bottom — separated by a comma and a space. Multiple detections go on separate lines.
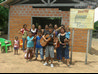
69, 9, 95, 29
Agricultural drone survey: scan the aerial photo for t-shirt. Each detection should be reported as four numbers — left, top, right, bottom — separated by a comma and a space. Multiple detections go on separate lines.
66, 32, 71, 39
20, 28, 28, 34
45, 31, 54, 46
20, 28, 28, 38
36, 36, 42, 48
30, 28, 38, 36
60, 35, 66, 43
44, 29, 49, 35
14, 40, 19, 48
58, 33, 66, 43
27, 36, 34, 47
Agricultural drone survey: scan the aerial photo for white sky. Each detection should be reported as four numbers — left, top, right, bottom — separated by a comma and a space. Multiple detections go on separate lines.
94, 7, 98, 22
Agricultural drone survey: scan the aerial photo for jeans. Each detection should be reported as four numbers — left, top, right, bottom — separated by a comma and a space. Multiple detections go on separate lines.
22, 38, 26, 50
36, 48, 44, 59
60, 44, 65, 57
56, 47, 62, 60
65, 45, 69, 59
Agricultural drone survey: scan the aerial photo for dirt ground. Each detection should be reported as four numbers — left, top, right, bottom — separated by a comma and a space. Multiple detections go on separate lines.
0, 38, 98, 73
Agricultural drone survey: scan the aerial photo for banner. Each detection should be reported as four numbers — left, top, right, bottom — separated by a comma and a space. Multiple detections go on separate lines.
69, 9, 95, 29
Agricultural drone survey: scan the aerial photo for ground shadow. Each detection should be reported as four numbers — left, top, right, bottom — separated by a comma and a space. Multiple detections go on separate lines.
71, 60, 98, 65
89, 47, 98, 55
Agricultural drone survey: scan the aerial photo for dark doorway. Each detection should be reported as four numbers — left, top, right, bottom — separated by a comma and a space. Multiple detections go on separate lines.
32, 17, 62, 29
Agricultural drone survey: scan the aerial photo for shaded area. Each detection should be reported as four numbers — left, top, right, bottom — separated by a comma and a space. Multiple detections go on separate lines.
89, 47, 98, 55
33, 17, 61, 29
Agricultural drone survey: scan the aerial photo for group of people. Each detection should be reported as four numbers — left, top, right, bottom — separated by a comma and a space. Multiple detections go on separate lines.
13, 23, 71, 68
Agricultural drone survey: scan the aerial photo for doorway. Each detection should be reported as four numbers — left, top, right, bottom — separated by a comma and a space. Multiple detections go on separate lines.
32, 17, 62, 29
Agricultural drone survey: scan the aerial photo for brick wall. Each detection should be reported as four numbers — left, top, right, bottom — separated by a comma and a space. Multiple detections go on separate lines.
9, 5, 88, 52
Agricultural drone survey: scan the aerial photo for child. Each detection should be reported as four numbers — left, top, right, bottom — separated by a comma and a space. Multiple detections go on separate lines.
35, 31, 44, 62
26, 32, 35, 62
43, 26, 55, 68
64, 27, 71, 67
65, 27, 71, 44
14, 36, 19, 55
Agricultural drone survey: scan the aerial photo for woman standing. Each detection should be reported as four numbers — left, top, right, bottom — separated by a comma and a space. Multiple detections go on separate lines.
58, 27, 70, 67
19, 24, 29, 51
30, 24, 38, 54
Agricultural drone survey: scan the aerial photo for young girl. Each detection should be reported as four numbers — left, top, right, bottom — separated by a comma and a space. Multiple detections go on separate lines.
26, 32, 35, 62
14, 36, 19, 55
30, 24, 38, 54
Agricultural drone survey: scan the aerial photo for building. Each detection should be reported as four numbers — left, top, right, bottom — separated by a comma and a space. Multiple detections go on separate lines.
0, 0, 97, 52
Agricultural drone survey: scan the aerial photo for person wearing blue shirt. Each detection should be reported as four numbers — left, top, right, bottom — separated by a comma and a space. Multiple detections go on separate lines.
35, 31, 44, 62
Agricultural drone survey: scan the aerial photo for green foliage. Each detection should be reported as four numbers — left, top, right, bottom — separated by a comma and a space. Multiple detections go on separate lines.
0, 0, 6, 3
0, 5, 9, 33
94, 21, 98, 30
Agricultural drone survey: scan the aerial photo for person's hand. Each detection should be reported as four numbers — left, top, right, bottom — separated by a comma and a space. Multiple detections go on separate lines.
45, 39, 48, 42
42, 35, 45, 38
64, 39, 67, 42
53, 31, 55, 35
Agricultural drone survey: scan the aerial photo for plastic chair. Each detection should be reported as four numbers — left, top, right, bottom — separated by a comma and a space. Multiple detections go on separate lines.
5, 40, 13, 52
0, 38, 6, 42
1, 40, 13, 53
1, 41, 8, 53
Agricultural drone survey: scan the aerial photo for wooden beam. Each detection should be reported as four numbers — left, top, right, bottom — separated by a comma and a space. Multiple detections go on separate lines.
16, 3, 87, 7
41, 0, 47, 5
51, 0, 56, 4
16, 0, 29, 4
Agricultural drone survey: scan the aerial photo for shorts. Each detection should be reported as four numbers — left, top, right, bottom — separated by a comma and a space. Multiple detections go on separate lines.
14, 47, 19, 50
45, 46, 54, 58
27, 47, 33, 51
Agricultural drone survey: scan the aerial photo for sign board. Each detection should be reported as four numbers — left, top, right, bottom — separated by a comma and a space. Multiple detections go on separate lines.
69, 9, 95, 29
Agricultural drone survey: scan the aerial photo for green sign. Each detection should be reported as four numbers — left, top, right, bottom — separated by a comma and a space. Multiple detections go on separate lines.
0, 0, 6, 3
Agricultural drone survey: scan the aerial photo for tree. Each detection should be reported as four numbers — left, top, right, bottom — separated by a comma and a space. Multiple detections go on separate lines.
0, 5, 9, 34
0, 0, 6, 3
94, 21, 98, 30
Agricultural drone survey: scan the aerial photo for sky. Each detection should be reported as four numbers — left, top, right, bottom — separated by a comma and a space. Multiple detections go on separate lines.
94, 7, 98, 22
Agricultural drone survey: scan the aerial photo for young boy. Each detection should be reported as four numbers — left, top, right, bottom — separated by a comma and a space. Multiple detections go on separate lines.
26, 32, 35, 62
43, 26, 55, 68
35, 31, 44, 62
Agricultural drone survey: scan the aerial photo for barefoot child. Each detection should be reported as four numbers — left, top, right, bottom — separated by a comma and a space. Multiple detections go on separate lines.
14, 36, 19, 55
26, 32, 36, 62
35, 31, 44, 62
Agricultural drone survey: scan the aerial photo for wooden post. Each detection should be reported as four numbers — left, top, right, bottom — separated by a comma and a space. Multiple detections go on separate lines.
70, 28, 74, 64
